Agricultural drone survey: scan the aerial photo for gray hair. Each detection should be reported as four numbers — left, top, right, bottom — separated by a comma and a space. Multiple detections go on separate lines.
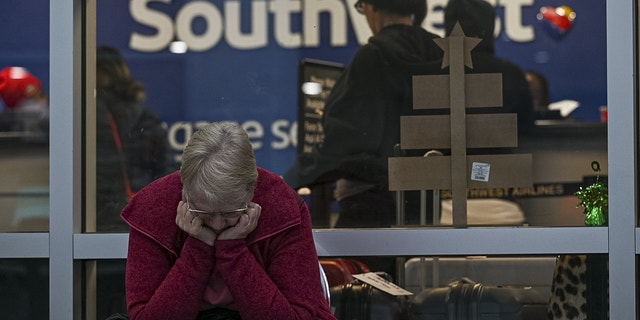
180, 122, 257, 206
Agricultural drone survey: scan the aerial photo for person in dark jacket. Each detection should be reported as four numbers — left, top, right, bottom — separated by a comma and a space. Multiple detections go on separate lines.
444, 0, 534, 135
284, 0, 443, 229
95, 46, 174, 231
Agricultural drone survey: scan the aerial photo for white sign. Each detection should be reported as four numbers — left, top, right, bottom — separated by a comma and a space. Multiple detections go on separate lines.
353, 273, 413, 296
471, 162, 491, 182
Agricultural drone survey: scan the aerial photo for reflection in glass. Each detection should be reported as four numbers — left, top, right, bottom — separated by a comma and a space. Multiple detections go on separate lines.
0, 259, 48, 319
95, 46, 175, 232
0, 130, 49, 232
96, 260, 127, 319
0, 1, 50, 232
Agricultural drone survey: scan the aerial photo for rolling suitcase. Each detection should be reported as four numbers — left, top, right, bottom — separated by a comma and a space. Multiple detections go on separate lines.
320, 258, 371, 287
403, 256, 556, 300
330, 280, 409, 320
409, 279, 548, 320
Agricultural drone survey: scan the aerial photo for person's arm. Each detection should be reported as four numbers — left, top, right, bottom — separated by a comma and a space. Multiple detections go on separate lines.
125, 228, 215, 320
320, 46, 389, 158
215, 202, 336, 320
296, 46, 392, 185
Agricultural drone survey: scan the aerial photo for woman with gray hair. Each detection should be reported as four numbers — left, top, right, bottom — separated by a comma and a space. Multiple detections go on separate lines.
121, 122, 336, 320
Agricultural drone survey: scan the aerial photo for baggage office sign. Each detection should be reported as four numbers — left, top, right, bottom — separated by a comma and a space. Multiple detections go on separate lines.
439, 182, 583, 200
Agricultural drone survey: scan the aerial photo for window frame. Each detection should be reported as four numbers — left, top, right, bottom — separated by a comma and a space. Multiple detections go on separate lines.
0, 0, 636, 319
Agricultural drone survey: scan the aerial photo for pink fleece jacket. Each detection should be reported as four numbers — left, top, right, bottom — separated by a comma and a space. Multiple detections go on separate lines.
121, 168, 336, 320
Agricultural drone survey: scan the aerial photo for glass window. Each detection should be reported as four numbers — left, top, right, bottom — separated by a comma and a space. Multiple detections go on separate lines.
0, 0, 628, 318
0, 259, 49, 319
95, 260, 127, 319
92, 1, 607, 231
0, 1, 50, 317
89, 0, 612, 318
0, 0, 50, 232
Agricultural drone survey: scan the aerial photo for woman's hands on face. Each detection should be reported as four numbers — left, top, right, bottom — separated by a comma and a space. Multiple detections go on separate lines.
217, 202, 261, 240
175, 200, 217, 246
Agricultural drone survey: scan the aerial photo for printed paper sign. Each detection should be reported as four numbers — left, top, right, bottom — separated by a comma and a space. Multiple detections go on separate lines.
353, 273, 413, 296
471, 162, 491, 182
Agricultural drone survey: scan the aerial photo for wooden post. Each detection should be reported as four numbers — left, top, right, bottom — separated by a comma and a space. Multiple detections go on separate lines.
388, 22, 532, 227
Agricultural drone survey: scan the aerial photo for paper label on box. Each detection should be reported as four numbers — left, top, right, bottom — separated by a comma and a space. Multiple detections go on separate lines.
471, 162, 490, 182
352, 273, 413, 296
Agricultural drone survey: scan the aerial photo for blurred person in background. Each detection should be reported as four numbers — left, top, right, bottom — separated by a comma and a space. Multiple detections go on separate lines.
284, 0, 443, 229
95, 45, 173, 231
284, 0, 444, 278
444, 0, 534, 134
526, 70, 550, 113
526, 70, 567, 120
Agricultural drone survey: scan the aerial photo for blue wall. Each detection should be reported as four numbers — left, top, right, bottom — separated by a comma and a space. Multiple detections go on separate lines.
0, 0, 606, 175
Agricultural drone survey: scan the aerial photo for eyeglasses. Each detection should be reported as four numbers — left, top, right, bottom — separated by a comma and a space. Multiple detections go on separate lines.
354, 0, 365, 14
187, 203, 248, 219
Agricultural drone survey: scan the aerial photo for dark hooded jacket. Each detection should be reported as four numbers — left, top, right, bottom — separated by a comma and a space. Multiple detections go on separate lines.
285, 24, 443, 189
444, 0, 534, 135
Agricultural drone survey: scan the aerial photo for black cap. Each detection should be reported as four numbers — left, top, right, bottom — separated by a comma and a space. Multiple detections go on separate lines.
364, 0, 427, 19
444, 0, 495, 41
